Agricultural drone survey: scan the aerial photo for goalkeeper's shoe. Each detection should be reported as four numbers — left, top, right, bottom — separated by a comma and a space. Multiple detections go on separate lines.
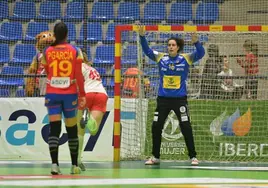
78, 162, 86, 171
51, 164, 62, 175
191, 157, 199, 166
145, 156, 160, 165
70, 165, 81, 174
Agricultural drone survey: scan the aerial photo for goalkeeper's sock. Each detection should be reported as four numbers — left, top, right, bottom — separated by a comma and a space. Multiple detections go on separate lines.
78, 135, 84, 164
66, 125, 79, 166
87, 115, 98, 136
48, 121, 61, 166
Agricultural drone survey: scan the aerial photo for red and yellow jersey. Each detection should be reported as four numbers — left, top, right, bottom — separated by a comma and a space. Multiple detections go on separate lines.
41, 42, 85, 95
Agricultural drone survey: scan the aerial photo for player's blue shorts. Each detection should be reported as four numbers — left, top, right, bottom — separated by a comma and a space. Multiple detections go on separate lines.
45, 93, 78, 118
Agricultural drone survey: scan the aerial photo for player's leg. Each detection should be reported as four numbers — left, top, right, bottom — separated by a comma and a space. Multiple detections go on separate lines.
76, 108, 87, 171
173, 98, 198, 165
86, 93, 108, 136
63, 94, 81, 174
45, 94, 62, 175
145, 97, 170, 165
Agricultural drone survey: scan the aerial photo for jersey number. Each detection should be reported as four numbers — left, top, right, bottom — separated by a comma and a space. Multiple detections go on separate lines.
89, 70, 101, 81
49, 60, 72, 77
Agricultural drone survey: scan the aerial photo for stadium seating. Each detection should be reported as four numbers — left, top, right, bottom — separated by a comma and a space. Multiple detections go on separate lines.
90, 2, 114, 22
10, 44, 36, 66
63, 1, 85, 22
0, 22, 23, 41
10, 1, 36, 21
0, 66, 24, 87
37, 1, 61, 21
122, 45, 138, 65
25, 22, 49, 41
195, 2, 219, 24
0, 44, 10, 65
65, 22, 76, 41
0, 89, 9, 97
79, 23, 103, 43
94, 45, 114, 65
105, 23, 115, 42
143, 2, 166, 23
0, 2, 8, 20
16, 89, 26, 97
116, 2, 140, 22
168, 2, 193, 23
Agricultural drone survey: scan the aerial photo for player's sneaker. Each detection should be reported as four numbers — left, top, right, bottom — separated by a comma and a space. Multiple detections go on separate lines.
70, 165, 81, 174
145, 156, 160, 165
191, 157, 199, 166
87, 120, 98, 136
78, 162, 86, 171
51, 163, 62, 175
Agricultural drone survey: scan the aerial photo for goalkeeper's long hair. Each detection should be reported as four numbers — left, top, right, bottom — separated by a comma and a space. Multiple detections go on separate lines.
167, 37, 184, 53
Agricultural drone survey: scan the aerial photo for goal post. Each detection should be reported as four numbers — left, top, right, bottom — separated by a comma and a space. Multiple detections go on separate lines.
114, 25, 268, 162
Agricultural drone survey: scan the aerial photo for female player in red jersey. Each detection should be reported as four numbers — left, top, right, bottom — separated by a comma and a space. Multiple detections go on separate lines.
41, 22, 86, 175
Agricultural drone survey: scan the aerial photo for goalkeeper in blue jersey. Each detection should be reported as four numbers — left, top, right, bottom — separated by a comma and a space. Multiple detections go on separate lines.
138, 25, 205, 166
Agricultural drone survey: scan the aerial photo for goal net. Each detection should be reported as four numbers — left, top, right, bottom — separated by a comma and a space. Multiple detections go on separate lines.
117, 26, 268, 163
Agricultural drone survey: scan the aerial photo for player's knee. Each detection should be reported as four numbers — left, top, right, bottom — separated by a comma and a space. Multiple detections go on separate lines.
65, 117, 77, 127
49, 121, 61, 137
49, 114, 61, 122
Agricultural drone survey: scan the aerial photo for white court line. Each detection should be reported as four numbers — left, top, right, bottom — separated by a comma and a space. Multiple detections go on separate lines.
170, 166, 268, 171
0, 178, 268, 186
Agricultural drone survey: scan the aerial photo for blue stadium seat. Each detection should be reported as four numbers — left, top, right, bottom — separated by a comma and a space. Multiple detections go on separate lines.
90, 2, 114, 21
184, 45, 196, 53
0, 22, 23, 41
65, 22, 76, 41
16, 89, 26, 97
195, 2, 219, 24
10, 2, 36, 21
0, 66, 24, 87
11, 44, 36, 66
94, 46, 114, 64
63, 2, 85, 22
122, 45, 137, 65
25, 22, 49, 41
37, 1, 61, 21
95, 67, 106, 76
0, 44, 10, 65
105, 23, 115, 42
168, 3, 192, 23
143, 2, 166, 23
79, 23, 102, 43
0, 89, 9, 97
159, 33, 183, 42
0, 2, 8, 20
150, 0, 172, 2
124, 0, 145, 2
107, 89, 114, 97
116, 2, 140, 22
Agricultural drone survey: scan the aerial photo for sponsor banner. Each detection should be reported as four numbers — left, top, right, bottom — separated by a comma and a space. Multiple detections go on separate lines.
147, 100, 268, 161
0, 98, 114, 161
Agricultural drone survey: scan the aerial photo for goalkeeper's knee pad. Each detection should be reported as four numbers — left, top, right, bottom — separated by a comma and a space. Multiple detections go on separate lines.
87, 115, 98, 136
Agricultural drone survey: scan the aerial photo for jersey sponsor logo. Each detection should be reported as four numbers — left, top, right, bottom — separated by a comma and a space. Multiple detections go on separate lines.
163, 76, 181, 89
50, 77, 70, 88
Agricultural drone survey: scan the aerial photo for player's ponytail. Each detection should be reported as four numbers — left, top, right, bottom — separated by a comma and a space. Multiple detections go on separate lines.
52, 22, 68, 46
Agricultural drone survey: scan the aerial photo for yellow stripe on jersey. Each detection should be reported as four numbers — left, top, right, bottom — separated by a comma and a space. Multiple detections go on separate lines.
155, 52, 166, 63
180, 53, 193, 65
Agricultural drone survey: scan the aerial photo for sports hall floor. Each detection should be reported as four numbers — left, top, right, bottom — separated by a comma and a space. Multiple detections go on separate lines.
0, 161, 268, 188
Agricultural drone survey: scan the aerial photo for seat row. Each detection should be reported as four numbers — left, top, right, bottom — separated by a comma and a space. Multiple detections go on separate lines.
0, 1, 219, 23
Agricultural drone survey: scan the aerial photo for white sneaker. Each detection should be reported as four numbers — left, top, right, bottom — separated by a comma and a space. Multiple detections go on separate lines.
51, 163, 62, 175
70, 165, 81, 174
191, 157, 199, 166
145, 157, 160, 165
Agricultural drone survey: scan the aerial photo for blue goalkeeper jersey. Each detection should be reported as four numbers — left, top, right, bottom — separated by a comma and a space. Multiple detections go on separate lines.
140, 36, 205, 98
